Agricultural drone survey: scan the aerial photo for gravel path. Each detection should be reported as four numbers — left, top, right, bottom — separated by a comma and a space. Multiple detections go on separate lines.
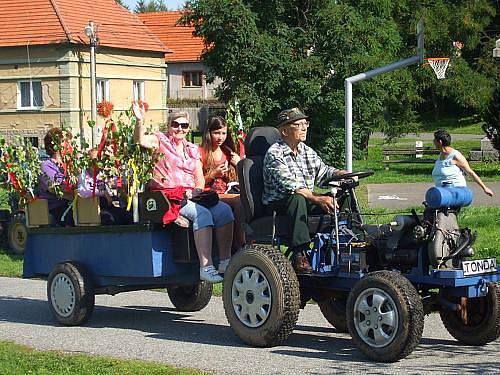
1, 276, 498, 374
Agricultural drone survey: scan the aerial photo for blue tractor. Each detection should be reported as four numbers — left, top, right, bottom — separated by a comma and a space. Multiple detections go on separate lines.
222, 127, 499, 362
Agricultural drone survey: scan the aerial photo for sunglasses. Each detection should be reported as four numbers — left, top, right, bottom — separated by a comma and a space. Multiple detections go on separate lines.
171, 121, 190, 129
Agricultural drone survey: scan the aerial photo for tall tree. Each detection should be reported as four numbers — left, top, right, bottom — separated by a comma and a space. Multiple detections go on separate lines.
183, 0, 420, 164
182, 0, 497, 164
135, 0, 169, 13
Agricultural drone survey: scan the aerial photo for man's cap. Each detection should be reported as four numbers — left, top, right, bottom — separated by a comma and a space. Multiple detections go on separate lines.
169, 111, 190, 125
276, 107, 309, 127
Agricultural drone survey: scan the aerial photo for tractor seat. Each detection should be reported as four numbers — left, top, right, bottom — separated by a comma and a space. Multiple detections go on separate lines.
237, 127, 331, 244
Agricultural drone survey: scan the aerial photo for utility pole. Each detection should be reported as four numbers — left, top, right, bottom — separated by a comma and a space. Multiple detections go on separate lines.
85, 21, 98, 147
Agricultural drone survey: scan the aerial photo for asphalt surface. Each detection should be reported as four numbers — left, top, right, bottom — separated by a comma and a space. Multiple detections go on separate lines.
367, 182, 500, 209
1, 276, 499, 374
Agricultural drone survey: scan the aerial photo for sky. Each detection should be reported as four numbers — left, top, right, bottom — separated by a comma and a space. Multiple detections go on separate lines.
122, 0, 186, 11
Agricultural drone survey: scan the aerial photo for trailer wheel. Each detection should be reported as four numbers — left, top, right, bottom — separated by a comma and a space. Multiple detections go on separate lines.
318, 295, 348, 333
440, 282, 500, 345
7, 213, 27, 255
347, 271, 424, 362
47, 262, 95, 326
223, 244, 300, 347
167, 282, 213, 312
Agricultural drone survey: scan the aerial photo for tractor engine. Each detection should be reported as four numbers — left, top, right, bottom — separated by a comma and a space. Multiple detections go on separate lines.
364, 208, 475, 270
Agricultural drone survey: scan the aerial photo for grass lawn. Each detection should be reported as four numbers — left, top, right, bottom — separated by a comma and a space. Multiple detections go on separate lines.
354, 138, 500, 184
416, 114, 484, 135
0, 247, 23, 277
0, 340, 206, 375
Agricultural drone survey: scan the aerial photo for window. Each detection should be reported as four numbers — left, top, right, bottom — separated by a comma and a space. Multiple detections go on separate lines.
133, 81, 145, 101
24, 136, 39, 148
182, 71, 203, 87
96, 79, 109, 102
18, 81, 43, 109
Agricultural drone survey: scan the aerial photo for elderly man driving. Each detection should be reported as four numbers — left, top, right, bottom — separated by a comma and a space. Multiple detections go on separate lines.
262, 108, 346, 273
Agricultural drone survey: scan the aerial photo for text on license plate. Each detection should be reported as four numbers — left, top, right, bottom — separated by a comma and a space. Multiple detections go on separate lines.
462, 258, 497, 276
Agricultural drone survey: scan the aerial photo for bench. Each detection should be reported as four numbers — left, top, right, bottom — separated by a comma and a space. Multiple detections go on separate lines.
382, 141, 439, 170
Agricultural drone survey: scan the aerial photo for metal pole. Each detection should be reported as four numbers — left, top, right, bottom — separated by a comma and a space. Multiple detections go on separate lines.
345, 79, 353, 172
89, 21, 97, 147
344, 55, 420, 171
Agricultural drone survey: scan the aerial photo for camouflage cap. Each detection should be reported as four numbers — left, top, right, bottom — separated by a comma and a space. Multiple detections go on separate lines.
276, 107, 309, 128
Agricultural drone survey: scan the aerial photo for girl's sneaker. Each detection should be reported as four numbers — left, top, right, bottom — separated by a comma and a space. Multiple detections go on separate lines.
200, 265, 223, 283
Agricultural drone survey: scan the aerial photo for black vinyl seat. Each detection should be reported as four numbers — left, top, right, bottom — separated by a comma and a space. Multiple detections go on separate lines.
237, 127, 330, 244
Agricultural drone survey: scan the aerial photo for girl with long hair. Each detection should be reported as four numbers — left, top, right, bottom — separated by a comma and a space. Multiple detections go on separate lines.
200, 116, 245, 252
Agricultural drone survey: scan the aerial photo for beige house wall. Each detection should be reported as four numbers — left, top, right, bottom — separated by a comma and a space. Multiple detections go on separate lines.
0, 45, 167, 147
167, 61, 221, 100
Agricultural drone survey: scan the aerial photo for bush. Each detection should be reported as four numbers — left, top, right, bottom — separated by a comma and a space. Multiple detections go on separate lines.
482, 84, 500, 151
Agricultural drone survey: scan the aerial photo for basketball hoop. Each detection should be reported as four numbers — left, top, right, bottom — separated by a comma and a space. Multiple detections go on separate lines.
425, 57, 450, 79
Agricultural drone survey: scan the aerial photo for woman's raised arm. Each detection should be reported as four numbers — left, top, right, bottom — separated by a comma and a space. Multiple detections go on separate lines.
132, 102, 159, 150
455, 152, 494, 197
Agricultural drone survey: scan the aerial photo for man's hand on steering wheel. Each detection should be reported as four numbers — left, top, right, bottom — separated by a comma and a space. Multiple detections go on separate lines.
314, 195, 336, 214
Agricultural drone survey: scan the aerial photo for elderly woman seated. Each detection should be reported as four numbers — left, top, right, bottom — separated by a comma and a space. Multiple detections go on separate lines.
133, 104, 233, 283
38, 128, 74, 226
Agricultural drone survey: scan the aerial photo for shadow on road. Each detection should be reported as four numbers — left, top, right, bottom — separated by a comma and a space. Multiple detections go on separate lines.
0, 296, 498, 369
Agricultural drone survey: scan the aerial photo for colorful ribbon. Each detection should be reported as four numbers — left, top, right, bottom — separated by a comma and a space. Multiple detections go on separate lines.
126, 159, 138, 211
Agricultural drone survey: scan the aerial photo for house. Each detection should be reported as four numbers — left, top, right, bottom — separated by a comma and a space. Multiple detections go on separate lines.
0, 0, 169, 146
138, 11, 221, 101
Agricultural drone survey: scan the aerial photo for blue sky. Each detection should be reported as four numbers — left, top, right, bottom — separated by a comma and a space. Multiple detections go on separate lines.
122, 0, 186, 10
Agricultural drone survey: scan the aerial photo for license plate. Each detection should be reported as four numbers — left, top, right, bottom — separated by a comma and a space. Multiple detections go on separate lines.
462, 258, 497, 276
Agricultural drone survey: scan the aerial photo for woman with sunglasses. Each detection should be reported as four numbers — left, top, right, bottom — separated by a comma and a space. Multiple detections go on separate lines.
132, 103, 234, 283
200, 116, 245, 253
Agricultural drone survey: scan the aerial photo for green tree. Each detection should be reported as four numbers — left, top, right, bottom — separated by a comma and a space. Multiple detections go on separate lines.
183, 0, 420, 164
182, 0, 497, 165
411, 0, 497, 119
135, 0, 169, 13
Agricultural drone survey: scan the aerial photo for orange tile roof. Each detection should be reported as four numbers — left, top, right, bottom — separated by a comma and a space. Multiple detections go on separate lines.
138, 11, 205, 62
0, 0, 168, 53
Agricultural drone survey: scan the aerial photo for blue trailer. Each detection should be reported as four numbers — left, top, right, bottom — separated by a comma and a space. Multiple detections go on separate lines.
23, 223, 213, 325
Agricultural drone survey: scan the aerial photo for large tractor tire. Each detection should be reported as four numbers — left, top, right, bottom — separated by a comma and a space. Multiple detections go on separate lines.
318, 295, 349, 333
346, 271, 424, 362
7, 213, 27, 255
440, 282, 500, 345
223, 244, 300, 347
167, 282, 213, 312
47, 262, 95, 326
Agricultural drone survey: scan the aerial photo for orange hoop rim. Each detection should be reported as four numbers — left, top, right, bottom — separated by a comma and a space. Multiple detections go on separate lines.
425, 57, 450, 61
423, 57, 450, 66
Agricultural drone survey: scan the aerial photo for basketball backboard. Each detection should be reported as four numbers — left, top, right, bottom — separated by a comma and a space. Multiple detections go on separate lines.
417, 18, 424, 64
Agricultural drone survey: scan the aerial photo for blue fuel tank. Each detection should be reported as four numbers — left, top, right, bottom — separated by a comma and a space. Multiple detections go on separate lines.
425, 186, 473, 208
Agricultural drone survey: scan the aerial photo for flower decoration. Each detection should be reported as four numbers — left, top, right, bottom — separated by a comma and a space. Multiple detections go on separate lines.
226, 99, 248, 158
97, 100, 114, 118
0, 137, 42, 206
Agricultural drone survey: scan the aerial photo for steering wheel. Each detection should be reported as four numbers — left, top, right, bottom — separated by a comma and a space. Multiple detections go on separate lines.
325, 170, 374, 183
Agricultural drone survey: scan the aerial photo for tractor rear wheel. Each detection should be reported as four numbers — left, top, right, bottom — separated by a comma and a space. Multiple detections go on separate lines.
440, 282, 500, 345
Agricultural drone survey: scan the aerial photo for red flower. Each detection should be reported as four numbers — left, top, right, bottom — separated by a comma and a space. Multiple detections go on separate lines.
138, 100, 149, 112
97, 100, 114, 118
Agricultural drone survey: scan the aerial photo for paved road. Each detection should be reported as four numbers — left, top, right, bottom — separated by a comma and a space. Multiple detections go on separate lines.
368, 182, 500, 209
1, 277, 498, 374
